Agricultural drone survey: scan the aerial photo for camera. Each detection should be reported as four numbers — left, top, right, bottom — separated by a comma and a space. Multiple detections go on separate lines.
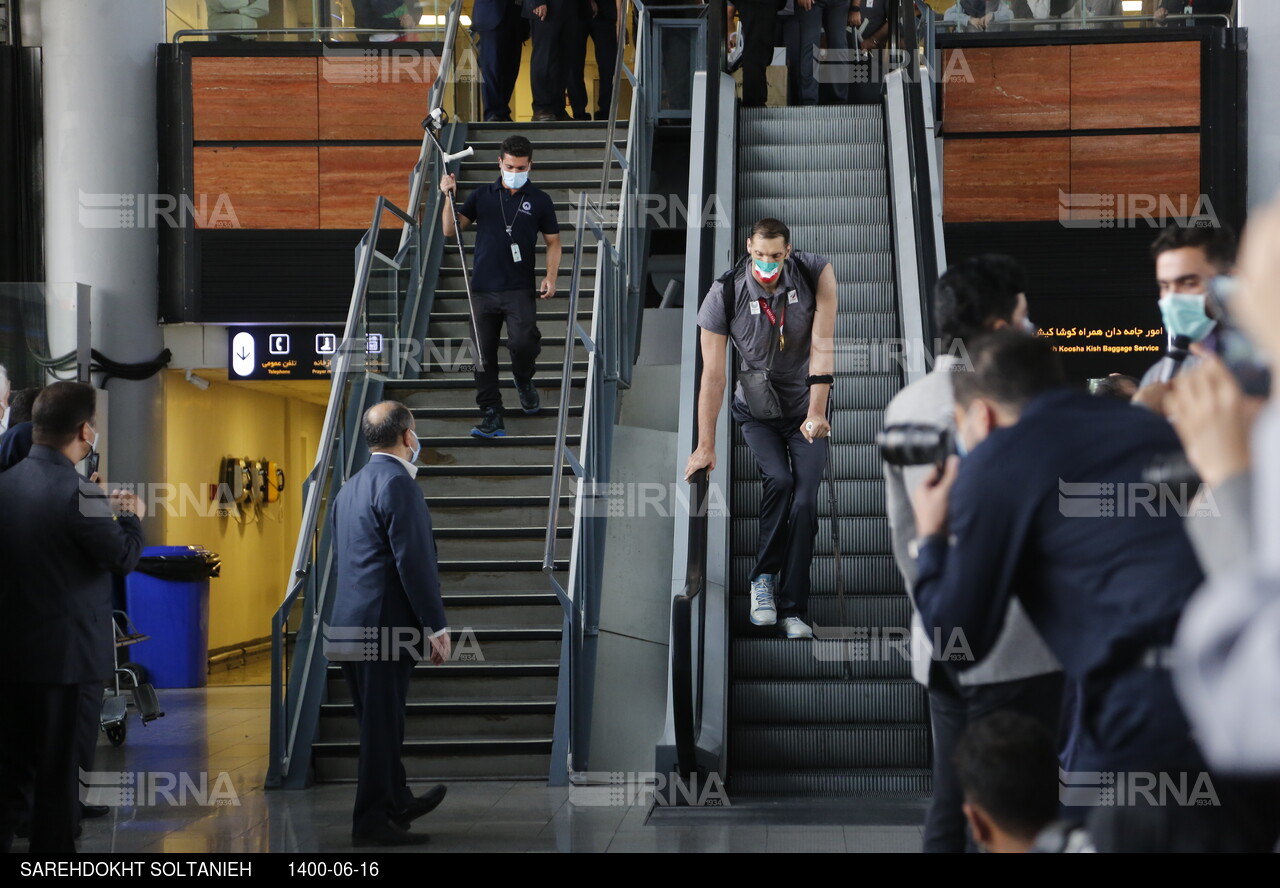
877, 424, 955, 469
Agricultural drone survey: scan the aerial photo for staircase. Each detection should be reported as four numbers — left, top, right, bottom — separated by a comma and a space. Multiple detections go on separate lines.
311, 120, 623, 780
727, 106, 930, 796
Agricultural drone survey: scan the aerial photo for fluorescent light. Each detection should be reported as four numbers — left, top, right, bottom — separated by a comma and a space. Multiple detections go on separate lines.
461, 15, 470, 25
1121, 1, 1142, 11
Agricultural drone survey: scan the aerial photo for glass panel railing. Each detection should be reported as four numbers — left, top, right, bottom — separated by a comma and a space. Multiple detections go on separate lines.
934, 2, 1234, 32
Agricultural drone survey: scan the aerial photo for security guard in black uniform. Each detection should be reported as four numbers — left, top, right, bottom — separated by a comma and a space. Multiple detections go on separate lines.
440, 135, 562, 438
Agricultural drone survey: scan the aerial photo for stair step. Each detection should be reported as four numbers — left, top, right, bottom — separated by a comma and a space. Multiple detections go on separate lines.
418, 473, 571, 498
739, 144, 887, 172
403, 374, 586, 391
440, 568, 566, 594
739, 197, 891, 228
318, 698, 556, 740
421, 434, 580, 448
327, 659, 559, 700
416, 463, 573, 477
311, 737, 553, 779
729, 724, 930, 770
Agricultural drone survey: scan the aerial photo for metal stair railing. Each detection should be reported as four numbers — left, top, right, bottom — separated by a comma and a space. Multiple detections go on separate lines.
542, 0, 687, 785
266, 0, 469, 791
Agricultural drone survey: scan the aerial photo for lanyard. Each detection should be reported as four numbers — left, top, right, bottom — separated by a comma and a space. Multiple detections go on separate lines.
758, 296, 786, 352
497, 188, 521, 240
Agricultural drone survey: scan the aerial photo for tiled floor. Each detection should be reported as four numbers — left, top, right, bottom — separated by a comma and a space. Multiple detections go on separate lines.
18, 686, 923, 853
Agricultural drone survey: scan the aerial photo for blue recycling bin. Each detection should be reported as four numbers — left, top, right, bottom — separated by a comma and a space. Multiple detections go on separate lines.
124, 545, 220, 689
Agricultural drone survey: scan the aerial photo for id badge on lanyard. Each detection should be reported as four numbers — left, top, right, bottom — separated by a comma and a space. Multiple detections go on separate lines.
758, 297, 786, 352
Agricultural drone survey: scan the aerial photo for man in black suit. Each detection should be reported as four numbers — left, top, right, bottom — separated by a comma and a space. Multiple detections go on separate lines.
565, 0, 619, 120
0, 382, 144, 853
473, 0, 529, 121
326, 401, 451, 847
524, 0, 574, 120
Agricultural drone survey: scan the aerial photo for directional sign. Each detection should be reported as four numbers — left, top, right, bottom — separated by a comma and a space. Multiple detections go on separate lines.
227, 326, 343, 380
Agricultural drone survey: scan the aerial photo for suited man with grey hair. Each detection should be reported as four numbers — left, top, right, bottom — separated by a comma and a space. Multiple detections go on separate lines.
328, 401, 451, 846
882, 255, 1061, 854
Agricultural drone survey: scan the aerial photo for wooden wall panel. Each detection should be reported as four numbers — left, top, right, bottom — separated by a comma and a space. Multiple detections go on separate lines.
191, 58, 318, 141
942, 46, 1071, 133
1068, 133, 1201, 221
1071, 43, 1200, 130
317, 55, 441, 140
944, 137, 1070, 223
318, 147, 422, 229
192, 146, 319, 229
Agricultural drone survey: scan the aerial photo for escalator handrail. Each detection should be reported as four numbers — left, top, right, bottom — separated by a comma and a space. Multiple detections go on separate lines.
671, 468, 710, 778
670, 0, 726, 781
890, 0, 940, 342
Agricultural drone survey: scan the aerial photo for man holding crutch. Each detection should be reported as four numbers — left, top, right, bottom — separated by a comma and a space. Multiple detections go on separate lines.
440, 135, 562, 439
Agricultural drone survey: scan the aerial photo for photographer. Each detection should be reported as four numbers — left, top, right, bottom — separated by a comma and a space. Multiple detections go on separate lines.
882, 255, 1060, 854
1169, 199, 1280, 776
910, 332, 1204, 778
685, 218, 837, 639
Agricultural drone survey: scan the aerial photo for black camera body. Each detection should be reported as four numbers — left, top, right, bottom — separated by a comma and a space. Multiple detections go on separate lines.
877, 424, 955, 470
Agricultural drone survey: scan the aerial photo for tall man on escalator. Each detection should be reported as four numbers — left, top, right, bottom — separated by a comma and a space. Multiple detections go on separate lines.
685, 218, 838, 639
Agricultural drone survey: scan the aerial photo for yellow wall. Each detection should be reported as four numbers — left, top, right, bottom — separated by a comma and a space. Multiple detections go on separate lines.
161, 370, 325, 651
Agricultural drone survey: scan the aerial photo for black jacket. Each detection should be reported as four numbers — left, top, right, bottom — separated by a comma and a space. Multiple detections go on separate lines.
0, 445, 143, 683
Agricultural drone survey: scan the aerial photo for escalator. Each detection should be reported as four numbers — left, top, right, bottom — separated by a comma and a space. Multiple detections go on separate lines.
726, 105, 930, 796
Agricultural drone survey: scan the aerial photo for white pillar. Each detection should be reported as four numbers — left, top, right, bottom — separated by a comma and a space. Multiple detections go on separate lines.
1239, 0, 1280, 208
38, 0, 166, 508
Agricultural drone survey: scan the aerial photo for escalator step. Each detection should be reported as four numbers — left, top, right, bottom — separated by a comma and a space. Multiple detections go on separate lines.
738, 170, 888, 200
732, 638, 911, 680
738, 144, 886, 172
731, 679, 927, 724
731, 517, 892, 558
729, 769, 931, 797
729, 724, 929, 769
730, 556, 904, 595
738, 197, 890, 227
733, 443, 884, 476
732, 480, 889, 518
738, 223, 894, 255
730, 593, 911, 633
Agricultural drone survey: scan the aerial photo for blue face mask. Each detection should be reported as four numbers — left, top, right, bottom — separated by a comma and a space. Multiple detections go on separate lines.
501, 169, 528, 190
408, 431, 421, 465
1158, 292, 1217, 342
753, 259, 782, 282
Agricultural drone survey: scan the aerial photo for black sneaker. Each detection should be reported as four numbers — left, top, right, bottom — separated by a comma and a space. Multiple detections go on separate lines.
471, 408, 506, 439
515, 377, 541, 415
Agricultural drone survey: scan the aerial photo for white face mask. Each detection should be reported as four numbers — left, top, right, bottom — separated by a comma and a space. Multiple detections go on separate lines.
407, 430, 421, 465
87, 424, 99, 454
501, 169, 529, 190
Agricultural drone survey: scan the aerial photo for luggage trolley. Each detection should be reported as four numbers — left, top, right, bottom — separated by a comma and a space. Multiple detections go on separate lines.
102, 610, 165, 745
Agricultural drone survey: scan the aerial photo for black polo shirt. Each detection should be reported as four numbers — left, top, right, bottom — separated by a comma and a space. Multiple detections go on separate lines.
460, 178, 559, 292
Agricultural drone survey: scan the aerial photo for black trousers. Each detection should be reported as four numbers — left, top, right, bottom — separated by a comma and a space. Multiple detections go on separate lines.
738, 0, 781, 107
564, 14, 618, 116
529, 13, 570, 114
340, 658, 418, 835
0, 681, 99, 853
473, 288, 542, 412
734, 400, 827, 619
922, 668, 1065, 853
477, 11, 527, 121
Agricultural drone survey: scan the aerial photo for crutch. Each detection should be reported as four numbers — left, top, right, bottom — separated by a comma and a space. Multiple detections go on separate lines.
423, 107, 484, 372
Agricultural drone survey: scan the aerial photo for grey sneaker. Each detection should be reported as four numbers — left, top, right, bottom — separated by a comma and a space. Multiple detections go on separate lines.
749, 575, 777, 626
781, 616, 813, 639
